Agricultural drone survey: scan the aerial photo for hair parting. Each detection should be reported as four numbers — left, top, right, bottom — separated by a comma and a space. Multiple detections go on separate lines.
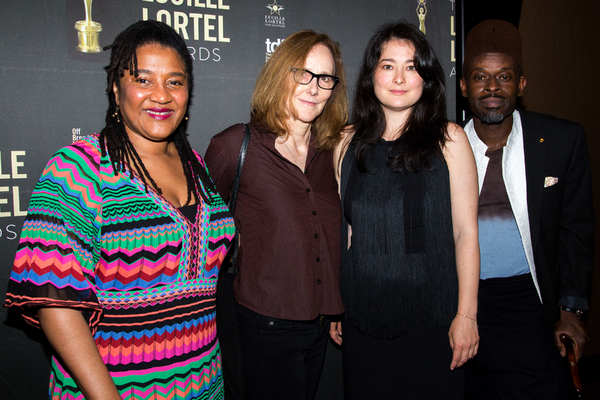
250, 29, 348, 151
351, 20, 448, 172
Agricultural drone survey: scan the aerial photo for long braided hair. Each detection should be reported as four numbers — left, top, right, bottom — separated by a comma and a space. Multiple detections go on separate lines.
100, 20, 216, 205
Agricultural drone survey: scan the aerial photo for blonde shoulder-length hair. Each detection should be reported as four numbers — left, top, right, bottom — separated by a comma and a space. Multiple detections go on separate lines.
250, 30, 348, 151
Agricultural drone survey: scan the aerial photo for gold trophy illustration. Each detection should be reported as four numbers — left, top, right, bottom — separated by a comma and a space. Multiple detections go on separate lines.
417, 0, 427, 34
75, 0, 102, 53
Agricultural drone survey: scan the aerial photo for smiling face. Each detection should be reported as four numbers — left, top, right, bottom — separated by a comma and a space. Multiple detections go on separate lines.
460, 52, 526, 125
373, 39, 424, 123
114, 43, 189, 144
287, 44, 335, 129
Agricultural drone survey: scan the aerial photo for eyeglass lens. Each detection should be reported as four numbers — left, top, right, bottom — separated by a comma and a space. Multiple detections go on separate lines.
292, 68, 337, 90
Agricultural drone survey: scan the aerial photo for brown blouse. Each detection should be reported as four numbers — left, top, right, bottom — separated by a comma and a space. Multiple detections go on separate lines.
204, 123, 344, 320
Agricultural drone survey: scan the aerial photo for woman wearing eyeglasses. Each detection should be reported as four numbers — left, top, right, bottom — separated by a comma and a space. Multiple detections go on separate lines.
204, 30, 348, 400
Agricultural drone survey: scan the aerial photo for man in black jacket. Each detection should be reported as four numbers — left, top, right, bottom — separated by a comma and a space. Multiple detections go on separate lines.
460, 19, 594, 399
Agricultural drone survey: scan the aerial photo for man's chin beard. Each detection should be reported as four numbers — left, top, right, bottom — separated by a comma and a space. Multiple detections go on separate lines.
479, 110, 506, 124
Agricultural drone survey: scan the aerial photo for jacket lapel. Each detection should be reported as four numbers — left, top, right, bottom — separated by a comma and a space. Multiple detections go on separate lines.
521, 110, 547, 253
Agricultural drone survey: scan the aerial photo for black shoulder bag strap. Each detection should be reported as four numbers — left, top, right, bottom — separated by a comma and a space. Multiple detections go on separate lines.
218, 124, 251, 400
228, 124, 251, 215
226, 124, 251, 274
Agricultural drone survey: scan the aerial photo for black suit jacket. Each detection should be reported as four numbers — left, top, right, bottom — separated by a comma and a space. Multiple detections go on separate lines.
520, 110, 594, 325
466, 109, 594, 326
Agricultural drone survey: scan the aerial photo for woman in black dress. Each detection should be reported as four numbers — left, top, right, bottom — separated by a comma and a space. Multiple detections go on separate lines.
331, 21, 480, 399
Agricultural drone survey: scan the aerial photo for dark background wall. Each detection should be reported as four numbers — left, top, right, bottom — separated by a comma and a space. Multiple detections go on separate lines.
0, 1, 456, 399
519, 0, 600, 395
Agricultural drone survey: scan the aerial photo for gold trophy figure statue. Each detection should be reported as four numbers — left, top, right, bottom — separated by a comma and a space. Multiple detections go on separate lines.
417, 0, 427, 34
75, 0, 102, 53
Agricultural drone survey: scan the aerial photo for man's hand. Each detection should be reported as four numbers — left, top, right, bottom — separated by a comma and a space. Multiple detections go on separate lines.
554, 310, 589, 363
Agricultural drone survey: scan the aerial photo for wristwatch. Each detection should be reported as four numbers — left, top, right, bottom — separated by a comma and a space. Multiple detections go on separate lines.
560, 306, 584, 320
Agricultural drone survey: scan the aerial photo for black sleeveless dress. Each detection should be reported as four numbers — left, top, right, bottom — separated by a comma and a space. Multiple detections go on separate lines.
339, 140, 464, 399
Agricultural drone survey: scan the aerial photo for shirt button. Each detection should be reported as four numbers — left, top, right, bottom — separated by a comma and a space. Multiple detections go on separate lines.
306, 188, 311, 193
316, 257, 320, 262
314, 233, 319, 238
317, 279, 321, 284
312, 211, 317, 215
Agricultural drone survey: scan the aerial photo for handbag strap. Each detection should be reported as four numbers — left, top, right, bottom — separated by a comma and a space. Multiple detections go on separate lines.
228, 124, 251, 215
225, 124, 251, 275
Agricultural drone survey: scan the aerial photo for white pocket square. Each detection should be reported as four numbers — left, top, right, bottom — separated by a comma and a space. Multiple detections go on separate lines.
544, 176, 558, 187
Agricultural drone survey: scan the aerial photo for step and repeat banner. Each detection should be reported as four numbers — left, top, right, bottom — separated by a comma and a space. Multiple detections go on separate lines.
0, 1, 456, 398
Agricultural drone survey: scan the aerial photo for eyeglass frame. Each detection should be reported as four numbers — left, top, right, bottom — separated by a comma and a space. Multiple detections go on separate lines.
291, 68, 340, 90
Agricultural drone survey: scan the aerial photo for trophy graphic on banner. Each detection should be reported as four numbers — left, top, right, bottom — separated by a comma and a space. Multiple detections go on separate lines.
417, 0, 427, 34
75, 0, 102, 53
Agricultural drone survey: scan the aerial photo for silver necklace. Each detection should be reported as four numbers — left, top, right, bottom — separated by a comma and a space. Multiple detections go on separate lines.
281, 133, 310, 169
283, 140, 301, 167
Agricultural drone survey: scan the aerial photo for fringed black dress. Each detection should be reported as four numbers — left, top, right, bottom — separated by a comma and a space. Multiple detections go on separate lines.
340, 140, 463, 399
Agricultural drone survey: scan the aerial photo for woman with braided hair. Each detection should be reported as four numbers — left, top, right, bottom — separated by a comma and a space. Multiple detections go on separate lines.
4, 20, 235, 399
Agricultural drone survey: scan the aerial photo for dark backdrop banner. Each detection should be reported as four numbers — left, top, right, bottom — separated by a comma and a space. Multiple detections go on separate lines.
0, 1, 456, 398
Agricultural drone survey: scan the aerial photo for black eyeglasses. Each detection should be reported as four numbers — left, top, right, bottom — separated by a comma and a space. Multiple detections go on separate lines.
291, 68, 339, 90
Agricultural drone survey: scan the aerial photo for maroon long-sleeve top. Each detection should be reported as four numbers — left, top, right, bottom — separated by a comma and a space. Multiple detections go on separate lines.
204, 123, 344, 320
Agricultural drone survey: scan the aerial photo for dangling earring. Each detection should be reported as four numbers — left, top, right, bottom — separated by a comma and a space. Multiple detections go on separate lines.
113, 105, 121, 123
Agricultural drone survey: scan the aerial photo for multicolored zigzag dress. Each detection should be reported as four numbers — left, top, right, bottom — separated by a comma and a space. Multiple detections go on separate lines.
4, 135, 235, 400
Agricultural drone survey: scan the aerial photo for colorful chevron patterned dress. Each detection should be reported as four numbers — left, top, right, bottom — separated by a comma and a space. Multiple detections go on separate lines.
4, 135, 235, 400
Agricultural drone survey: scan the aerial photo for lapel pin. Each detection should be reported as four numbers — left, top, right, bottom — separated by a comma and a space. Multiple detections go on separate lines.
539, 138, 544, 143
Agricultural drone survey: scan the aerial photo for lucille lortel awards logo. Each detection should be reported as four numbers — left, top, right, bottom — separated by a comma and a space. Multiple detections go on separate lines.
265, 1, 285, 28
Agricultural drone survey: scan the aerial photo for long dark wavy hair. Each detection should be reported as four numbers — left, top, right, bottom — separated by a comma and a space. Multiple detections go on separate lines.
352, 21, 448, 172
99, 20, 216, 205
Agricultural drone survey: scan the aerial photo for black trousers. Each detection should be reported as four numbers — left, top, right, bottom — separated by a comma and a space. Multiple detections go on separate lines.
236, 304, 330, 400
465, 273, 567, 400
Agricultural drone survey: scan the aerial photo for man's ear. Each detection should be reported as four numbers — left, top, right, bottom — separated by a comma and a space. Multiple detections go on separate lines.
518, 75, 527, 97
460, 78, 468, 98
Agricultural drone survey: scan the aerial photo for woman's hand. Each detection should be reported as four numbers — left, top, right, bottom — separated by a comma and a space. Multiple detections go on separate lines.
443, 123, 480, 371
329, 321, 343, 346
38, 307, 122, 400
448, 313, 479, 370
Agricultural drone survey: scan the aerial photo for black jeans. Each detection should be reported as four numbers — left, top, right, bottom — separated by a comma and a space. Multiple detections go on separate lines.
235, 304, 330, 400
